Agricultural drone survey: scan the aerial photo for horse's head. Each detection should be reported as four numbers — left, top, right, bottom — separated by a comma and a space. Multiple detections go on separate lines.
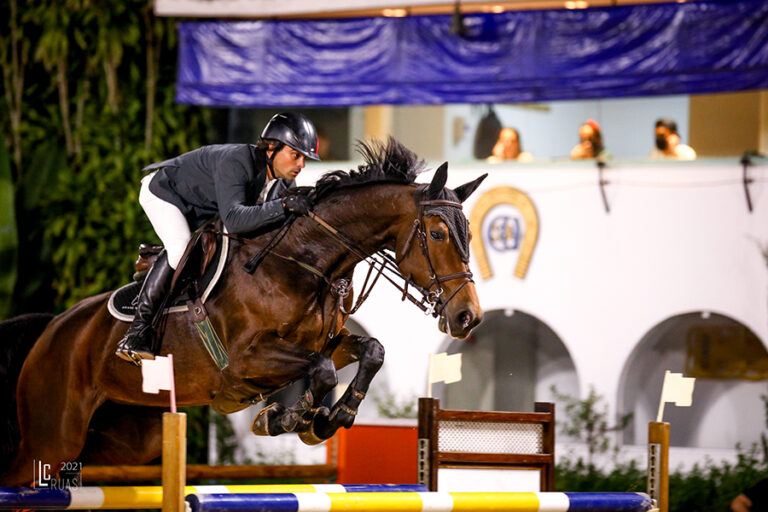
395, 162, 487, 339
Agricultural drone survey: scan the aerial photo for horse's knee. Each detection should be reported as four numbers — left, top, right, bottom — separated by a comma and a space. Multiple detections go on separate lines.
362, 338, 385, 371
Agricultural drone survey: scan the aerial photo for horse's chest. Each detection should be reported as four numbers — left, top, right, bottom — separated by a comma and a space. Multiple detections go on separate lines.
277, 304, 324, 337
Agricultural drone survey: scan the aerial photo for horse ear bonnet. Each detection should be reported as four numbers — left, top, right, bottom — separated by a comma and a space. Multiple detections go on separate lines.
423, 165, 471, 263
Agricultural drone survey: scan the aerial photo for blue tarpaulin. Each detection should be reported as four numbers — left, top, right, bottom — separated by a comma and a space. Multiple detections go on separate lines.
176, 0, 768, 107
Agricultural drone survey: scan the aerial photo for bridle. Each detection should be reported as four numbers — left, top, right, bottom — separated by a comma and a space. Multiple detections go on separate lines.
302, 189, 474, 319
215, 189, 474, 322
395, 196, 474, 317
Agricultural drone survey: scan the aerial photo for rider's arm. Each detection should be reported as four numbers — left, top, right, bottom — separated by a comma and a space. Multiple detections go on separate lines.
215, 161, 287, 234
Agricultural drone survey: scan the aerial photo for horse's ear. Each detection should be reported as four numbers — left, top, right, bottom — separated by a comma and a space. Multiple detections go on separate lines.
427, 162, 449, 199
453, 173, 488, 203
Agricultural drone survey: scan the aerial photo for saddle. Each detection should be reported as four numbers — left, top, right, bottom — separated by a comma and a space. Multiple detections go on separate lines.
133, 230, 219, 287
108, 224, 228, 323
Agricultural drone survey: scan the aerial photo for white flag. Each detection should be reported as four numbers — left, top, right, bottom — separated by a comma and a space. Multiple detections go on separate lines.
656, 370, 696, 422
429, 352, 462, 385
660, 371, 695, 407
142, 356, 173, 394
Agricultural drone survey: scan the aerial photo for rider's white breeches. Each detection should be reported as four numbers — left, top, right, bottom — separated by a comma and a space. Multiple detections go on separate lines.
139, 172, 191, 270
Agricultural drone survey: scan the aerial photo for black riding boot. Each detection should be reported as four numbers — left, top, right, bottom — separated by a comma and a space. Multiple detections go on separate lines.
115, 250, 174, 364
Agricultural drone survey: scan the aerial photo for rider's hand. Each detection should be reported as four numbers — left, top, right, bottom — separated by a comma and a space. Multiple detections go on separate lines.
282, 195, 310, 216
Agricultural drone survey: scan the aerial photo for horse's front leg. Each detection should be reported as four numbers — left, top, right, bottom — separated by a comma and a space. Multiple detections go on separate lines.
251, 352, 337, 438
309, 330, 385, 441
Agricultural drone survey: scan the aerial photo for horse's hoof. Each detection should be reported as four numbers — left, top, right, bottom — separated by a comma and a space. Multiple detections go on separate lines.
115, 349, 135, 363
298, 428, 324, 446
298, 407, 330, 445
115, 349, 142, 366
251, 403, 283, 436
298, 426, 326, 446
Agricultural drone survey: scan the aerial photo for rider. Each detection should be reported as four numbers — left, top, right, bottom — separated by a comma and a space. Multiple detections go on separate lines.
115, 112, 320, 364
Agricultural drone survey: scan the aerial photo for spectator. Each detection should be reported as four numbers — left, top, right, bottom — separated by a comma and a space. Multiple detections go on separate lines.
650, 118, 697, 160
488, 127, 533, 163
570, 119, 608, 160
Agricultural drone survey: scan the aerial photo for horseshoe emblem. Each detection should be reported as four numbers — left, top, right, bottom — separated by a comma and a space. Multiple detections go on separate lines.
469, 186, 539, 280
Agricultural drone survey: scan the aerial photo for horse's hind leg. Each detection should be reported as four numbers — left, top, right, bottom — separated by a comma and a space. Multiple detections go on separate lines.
251, 352, 337, 438
4, 383, 104, 486
79, 403, 164, 465
311, 332, 384, 441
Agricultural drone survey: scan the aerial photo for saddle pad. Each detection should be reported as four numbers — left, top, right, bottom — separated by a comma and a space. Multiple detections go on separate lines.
107, 235, 229, 322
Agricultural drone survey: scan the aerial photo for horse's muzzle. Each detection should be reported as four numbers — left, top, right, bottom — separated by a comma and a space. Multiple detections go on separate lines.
438, 308, 482, 339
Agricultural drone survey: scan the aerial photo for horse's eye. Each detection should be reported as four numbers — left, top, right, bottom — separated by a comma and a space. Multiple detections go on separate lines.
430, 230, 446, 241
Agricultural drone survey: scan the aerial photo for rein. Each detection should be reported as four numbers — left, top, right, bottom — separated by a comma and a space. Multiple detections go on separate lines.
211, 192, 473, 320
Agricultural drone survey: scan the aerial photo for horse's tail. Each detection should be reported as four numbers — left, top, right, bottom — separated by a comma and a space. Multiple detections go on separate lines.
0, 313, 54, 471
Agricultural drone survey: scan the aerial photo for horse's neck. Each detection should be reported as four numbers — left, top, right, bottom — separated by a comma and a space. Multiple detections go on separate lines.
298, 184, 416, 277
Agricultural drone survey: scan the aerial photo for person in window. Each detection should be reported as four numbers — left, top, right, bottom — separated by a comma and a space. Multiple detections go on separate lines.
650, 118, 697, 160
570, 119, 608, 160
115, 112, 320, 365
488, 127, 534, 163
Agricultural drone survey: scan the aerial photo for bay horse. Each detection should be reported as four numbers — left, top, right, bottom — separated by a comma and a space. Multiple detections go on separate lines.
0, 138, 485, 486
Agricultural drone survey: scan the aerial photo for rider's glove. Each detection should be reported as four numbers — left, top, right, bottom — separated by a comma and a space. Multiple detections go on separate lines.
282, 195, 310, 216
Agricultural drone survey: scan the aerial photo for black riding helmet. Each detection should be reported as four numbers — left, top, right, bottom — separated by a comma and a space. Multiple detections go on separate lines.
261, 112, 321, 161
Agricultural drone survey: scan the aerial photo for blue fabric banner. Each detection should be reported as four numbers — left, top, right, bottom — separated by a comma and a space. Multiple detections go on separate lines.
176, 0, 768, 107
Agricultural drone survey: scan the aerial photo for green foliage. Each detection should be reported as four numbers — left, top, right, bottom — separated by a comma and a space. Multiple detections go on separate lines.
183, 406, 239, 465
556, 458, 646, 493
0, 139, 18, 318
557, 446, 768, 512
374, 393, 418, 419
554, 388, 768, 511
0, 0, 206, 314
551, 385, 633, 469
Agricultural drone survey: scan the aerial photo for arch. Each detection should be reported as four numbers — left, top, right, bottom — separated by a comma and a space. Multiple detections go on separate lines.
434, 309, 578, 413
619, 311, 768, 449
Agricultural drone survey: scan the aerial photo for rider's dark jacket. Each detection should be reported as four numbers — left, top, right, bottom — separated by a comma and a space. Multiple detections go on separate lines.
144, 144, 293, 233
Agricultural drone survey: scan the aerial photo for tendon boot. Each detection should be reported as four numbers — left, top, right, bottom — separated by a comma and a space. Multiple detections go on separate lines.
115, 250, 174, 364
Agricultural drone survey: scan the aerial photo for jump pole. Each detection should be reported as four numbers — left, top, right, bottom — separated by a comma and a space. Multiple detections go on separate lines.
162, 355, 186, 512
647, 422, 669, 512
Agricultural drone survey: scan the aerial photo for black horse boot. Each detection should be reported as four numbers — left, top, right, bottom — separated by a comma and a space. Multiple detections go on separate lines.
115, 250, 174, 364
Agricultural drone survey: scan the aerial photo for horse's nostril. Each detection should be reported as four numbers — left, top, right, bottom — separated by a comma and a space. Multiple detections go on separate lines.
458, 310, 473, 329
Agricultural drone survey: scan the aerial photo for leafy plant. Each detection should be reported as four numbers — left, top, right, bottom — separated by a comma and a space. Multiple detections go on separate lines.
556, 458, 645, 494
183, 406, 239, 465
374, 393, 418, 419
0, 139, 17, 318
556, 448, 768, 512
551, 385, 633, 470
0, 0, 206, 315
553, 386, 768, 511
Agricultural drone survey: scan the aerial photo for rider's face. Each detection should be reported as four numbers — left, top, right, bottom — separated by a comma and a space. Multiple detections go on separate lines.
269, 146, 306, 181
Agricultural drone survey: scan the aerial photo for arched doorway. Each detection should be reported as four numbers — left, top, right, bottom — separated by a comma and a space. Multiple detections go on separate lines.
435, 309, 578, 413
619, 312, 768, 448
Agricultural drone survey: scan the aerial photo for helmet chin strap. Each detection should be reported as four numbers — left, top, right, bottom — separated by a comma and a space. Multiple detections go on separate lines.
265, 141, 284, 179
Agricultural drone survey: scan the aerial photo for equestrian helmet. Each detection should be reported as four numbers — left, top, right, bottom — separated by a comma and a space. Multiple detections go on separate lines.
261, 112, 321, 161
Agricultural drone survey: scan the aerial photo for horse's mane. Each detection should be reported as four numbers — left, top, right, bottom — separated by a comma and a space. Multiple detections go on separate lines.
312, 137, 427, 201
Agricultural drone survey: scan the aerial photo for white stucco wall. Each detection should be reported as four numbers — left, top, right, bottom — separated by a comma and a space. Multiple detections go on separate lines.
292, 158, 768, 452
